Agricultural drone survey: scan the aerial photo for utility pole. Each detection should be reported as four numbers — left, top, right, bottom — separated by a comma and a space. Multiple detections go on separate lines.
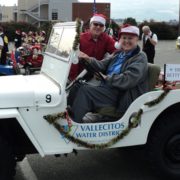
93, 0, 97, 14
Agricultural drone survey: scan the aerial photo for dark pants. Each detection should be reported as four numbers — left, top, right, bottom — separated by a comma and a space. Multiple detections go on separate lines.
143, 49, 155, 64
71, 84, 119, 123
0, 49, 7, 65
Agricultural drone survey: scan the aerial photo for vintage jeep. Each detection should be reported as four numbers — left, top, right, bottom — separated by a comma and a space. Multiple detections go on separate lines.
0, 21, 180, 180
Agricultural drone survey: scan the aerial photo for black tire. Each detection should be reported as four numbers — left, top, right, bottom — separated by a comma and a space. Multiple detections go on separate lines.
147, 113, 180, 180
0, 137, 16, 180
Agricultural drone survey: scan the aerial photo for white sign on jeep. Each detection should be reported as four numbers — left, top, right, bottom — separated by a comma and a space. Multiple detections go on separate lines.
165, 64, 180, 81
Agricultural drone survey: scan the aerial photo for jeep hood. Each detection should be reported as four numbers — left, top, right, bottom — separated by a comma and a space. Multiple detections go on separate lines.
0, 74, 62, 108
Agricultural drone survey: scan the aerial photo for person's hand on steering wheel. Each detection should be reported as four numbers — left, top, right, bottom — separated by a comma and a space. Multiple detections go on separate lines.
78, 51, 106, 82
78, 51, 91, 63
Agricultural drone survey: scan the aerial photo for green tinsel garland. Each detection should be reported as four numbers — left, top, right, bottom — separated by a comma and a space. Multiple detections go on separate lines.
44, 109, 143, 149
72, 18, 81, 51
44, 89, 169, 149
144, 89, 170, 107
44, 19, 171, 150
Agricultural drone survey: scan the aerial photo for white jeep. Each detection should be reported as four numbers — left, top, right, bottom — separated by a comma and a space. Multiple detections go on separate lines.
0, 21, 180, 180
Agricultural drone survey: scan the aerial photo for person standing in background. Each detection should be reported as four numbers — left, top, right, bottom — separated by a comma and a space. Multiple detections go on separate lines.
0, 27, 9, 65
142, 26, 158, 64
14, 29, 22, 49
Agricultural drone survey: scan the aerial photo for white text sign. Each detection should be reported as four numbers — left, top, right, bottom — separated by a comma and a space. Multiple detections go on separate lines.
165, 64, 180, 81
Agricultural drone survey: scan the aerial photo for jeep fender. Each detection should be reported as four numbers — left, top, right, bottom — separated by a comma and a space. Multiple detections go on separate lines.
0, 108, 44, 156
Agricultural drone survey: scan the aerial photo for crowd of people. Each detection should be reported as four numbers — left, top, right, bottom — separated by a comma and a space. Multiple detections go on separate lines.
0, 27, 47, 66
14, 30, 47, 48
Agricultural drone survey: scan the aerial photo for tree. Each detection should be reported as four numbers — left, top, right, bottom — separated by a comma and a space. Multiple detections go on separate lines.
139, 21, 178, 40
123, 17, 137, 26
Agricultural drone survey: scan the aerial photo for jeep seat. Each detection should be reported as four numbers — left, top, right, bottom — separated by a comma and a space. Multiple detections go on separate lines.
148, 63, 161, 91
84, 63, 161, 123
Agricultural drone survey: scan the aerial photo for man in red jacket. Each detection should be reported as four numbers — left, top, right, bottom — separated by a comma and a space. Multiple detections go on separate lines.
69, 14, 116, 80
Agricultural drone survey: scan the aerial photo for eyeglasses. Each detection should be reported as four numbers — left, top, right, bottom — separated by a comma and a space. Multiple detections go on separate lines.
93, 23, 104, 28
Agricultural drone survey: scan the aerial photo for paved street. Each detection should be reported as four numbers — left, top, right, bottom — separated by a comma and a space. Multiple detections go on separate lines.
154, 40, 180, 67
16, 148, 159, 180
15, 40, 180, 180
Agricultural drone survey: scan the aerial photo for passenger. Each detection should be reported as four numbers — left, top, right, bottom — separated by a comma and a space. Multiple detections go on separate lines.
71, 24, 148, 123
69, 13, 116, 81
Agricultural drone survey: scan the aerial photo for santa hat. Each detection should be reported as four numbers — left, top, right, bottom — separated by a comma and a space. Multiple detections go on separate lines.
119, 24, 139, 37
90, 14, 106, 25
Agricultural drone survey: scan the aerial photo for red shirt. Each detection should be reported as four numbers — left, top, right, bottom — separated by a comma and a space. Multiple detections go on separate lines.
69, 32, 116, 80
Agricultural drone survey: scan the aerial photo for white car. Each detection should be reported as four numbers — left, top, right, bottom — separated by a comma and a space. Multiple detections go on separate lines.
0, 21, 180, 180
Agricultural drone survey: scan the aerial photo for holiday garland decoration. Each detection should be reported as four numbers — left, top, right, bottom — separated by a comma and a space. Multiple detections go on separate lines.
72, 18, 81, 51
44, 89, 170, 149
144, 89, 170, 107
44, 18, 171, 149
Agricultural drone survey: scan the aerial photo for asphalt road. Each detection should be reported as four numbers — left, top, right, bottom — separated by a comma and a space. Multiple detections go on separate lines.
154, 40, 180, 67
16, 148, 160, 180
15, 40, 180, 180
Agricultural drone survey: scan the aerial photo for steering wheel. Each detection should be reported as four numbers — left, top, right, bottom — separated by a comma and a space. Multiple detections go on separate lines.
80, 59, 105, 82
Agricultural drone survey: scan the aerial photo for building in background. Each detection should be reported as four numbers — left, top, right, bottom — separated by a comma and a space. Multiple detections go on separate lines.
17, 0, 78, 26
0, 5, 17, 22
0, 0, 111, 26
72, 2, 110, 23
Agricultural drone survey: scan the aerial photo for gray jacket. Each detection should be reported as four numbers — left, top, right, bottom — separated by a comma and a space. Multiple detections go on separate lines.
89, 46, 148, 113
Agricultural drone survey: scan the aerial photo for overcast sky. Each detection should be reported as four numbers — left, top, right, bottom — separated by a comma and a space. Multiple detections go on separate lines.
0, 0, 179, 21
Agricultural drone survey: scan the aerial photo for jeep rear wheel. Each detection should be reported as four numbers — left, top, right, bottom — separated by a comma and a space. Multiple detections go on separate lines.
0, 137, 16, 180
147, 113, 180, 180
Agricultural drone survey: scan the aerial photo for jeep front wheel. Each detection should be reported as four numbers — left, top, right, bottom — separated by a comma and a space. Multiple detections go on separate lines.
147, 114, 180, 180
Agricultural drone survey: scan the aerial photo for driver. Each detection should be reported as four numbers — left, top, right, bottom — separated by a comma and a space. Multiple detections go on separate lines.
71, 24, 148, 123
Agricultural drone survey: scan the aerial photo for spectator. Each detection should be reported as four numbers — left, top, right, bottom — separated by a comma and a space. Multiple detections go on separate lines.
21, 32, 27, 44
70, 24, 148, 123
0, 27, 9, 65
69, 13, 116, 80
142, 25, 158, 63
14, 30, 22, 49
39, 30, 46, 43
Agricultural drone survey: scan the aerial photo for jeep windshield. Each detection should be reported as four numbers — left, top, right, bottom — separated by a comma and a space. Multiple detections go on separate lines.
45, 23, 76, 61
